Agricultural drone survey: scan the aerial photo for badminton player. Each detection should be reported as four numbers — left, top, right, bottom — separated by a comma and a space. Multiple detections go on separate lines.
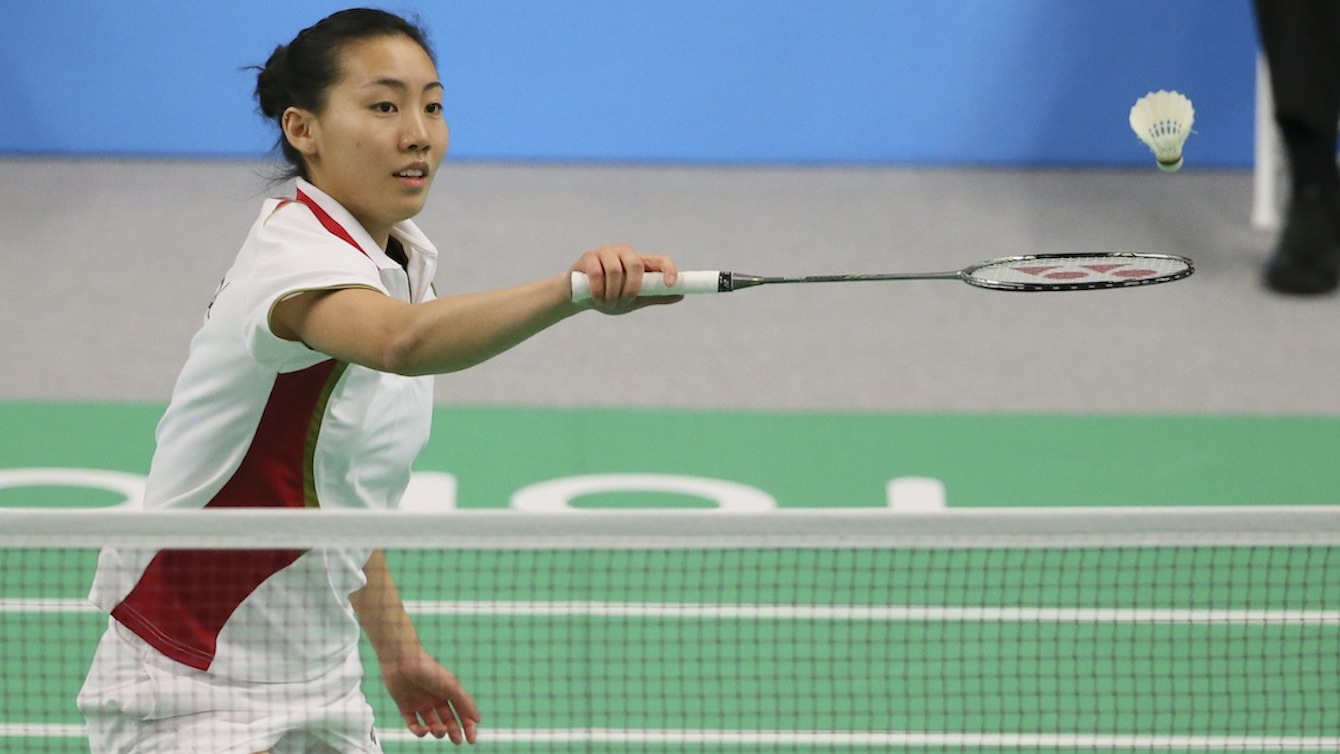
76, 8, 679, 753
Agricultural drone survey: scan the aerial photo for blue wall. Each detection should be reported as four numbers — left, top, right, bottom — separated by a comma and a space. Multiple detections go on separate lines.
0, 1, 1259, 166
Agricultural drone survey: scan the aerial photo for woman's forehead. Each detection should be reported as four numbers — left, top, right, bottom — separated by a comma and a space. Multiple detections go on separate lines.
335, 35, 438, 88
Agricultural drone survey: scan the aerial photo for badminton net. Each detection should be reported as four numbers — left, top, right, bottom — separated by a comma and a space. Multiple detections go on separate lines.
1, 507, 1338, 753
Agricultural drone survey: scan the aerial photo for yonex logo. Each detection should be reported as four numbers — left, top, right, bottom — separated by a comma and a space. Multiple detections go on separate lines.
1012, 264, 1158, 280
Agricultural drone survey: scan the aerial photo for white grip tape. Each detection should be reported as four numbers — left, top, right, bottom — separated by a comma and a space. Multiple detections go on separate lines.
569, 270, 721, 302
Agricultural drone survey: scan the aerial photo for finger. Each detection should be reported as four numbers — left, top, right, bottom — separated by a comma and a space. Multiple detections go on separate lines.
641, 254, 679, 286
618, 254, 647, 305
452, 693, 482, 734
401, 710, 428, 738
444, 688, 481, 744
415, 702, 472, 745
436, 704, 466, 745
587, 261, 609, 304
419, 707, 452, 741
598, 251, 629, 305
586, 244, 642, 306
603, 272, 625, 306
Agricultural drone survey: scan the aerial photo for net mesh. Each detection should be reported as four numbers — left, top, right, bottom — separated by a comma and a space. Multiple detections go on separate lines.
2, 509, 1338, 753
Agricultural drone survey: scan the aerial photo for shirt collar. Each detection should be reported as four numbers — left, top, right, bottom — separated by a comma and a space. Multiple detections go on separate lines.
292, 178, 438, 271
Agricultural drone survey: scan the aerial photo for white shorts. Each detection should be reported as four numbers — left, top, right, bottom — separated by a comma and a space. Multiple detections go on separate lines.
77, 620, 383, 754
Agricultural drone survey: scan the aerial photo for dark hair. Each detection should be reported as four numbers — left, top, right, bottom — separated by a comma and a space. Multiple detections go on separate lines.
251, 8, 435, 181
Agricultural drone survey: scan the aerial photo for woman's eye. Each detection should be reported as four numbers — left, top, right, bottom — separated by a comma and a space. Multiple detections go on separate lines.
373, 102, 397, 113
425, 103, 443, 115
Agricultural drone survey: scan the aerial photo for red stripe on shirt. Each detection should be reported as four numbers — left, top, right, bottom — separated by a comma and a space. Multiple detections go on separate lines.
111, 359, 343, 670
295, 188, 368, 256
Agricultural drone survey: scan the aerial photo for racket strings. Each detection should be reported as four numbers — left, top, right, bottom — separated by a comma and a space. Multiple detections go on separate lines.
965, 254, 1192, 291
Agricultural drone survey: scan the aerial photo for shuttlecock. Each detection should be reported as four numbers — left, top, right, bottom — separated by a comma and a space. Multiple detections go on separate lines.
1129, 90, 1195, 172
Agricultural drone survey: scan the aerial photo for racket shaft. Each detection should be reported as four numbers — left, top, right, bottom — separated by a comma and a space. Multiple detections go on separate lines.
569, 271, 725, 302
568, 270, 967, 301
568, 254, 1192, 302
764, 272, 962, 284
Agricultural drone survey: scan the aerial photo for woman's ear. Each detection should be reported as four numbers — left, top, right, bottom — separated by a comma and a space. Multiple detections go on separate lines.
281, 107, 319, 159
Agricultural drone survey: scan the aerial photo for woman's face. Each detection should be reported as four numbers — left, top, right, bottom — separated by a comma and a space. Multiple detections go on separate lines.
292, 34, 448, 247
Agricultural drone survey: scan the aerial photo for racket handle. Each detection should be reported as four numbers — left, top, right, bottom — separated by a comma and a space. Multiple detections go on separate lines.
569, 270, 724, 302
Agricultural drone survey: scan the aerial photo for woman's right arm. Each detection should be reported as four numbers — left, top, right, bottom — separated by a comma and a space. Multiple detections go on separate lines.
271, 245, 679, 375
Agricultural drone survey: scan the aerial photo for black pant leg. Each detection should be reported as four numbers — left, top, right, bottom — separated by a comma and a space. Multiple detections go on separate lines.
1253, 0, 1340, 188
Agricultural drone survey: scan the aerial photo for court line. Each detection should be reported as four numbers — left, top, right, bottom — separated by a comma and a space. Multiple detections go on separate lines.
0, 599, 95, 613
5, 724, 1338, 750
5, 598, 1340, 624
402, 600, 1340, 624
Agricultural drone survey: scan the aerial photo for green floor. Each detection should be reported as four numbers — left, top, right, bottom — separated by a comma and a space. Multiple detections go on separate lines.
3, 546, 1337, 752
3, 402, 1340, 751
5, 402, 1340, 510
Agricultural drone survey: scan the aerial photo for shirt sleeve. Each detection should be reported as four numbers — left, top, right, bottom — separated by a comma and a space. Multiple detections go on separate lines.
237, 202, 386, 372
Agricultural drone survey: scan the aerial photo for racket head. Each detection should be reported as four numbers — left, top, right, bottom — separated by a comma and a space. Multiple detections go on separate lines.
960, 253, 1194, 292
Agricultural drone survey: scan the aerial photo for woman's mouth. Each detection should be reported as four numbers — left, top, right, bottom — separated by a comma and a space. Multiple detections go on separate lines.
394, 167, 428, 187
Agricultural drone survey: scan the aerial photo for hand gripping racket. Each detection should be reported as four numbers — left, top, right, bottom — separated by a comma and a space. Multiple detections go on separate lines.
571, 252, 1194, 301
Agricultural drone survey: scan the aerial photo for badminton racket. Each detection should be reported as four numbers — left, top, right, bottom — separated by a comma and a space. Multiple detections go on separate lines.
570, 252, 1193, 300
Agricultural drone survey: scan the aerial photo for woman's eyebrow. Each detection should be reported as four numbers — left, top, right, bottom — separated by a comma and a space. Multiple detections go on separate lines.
363, 78, 444, 93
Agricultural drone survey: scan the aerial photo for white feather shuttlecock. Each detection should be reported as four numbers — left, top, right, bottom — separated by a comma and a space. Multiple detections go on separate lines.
1128, 90, 1195, 172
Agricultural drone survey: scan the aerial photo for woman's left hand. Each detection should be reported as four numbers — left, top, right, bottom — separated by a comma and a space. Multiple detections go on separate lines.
381, 646, 481, 744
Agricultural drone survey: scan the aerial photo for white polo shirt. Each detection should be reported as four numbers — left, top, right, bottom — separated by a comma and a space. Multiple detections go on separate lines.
88, 179, 437, 682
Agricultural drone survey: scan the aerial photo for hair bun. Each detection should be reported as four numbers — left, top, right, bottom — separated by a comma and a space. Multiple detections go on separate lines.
254, 44, 290, 119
